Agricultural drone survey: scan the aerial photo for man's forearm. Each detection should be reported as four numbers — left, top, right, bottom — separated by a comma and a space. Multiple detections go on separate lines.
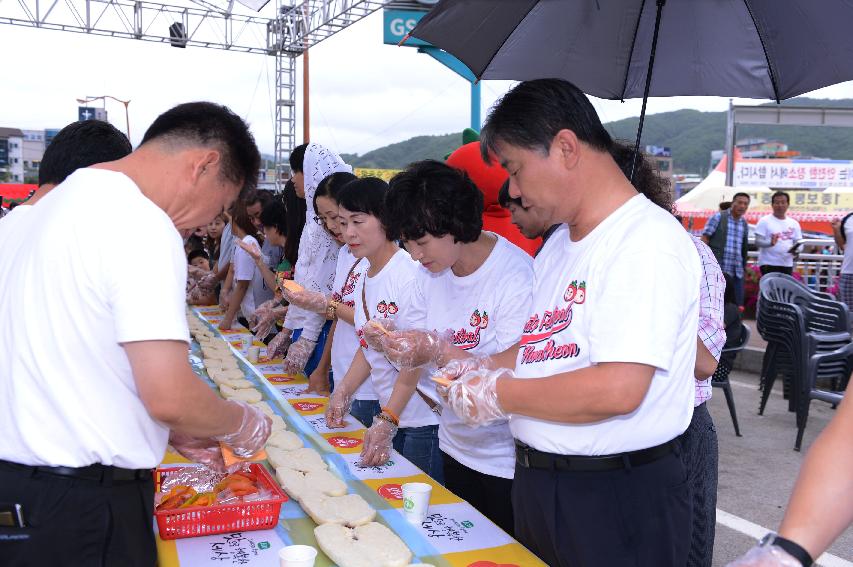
778, 394, 853, 559
496, 362, 655, 423
161, 372, 244, 437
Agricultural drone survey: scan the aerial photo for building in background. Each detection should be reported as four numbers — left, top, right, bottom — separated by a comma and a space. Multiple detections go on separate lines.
0, 128, 24, 183
22, 129, 46, 183
710, 138, 808, 171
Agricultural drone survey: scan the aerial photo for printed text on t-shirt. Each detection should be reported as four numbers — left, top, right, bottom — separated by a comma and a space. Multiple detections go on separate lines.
519, 280, 585, 365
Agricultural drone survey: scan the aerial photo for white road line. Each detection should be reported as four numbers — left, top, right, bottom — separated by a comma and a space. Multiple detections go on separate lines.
717, 508, 852, 567
730, 379, 783, 396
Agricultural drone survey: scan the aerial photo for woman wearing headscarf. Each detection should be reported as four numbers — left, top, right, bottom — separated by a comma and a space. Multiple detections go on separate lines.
267, 143, 351, 375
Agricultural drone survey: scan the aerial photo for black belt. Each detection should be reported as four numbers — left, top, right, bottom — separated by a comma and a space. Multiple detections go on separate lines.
515, 439, 677, 472
0, 459, 152, 483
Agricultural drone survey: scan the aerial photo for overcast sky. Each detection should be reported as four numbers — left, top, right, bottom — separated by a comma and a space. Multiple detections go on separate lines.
5, 6, 853, 158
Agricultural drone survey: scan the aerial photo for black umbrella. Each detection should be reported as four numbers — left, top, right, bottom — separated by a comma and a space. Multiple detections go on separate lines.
409, 0, 853, 178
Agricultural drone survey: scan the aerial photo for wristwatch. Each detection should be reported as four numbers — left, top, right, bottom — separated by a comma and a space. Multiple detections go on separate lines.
758, 532, 814, 567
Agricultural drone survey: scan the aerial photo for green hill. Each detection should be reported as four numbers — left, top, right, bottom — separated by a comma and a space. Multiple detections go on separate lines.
343, 97, 853, 175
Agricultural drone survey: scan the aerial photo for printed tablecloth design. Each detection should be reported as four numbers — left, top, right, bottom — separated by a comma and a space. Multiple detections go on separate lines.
156, 306, 545, 567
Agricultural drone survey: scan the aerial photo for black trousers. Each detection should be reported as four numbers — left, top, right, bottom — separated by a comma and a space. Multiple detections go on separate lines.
441, 451, 515, 537
0, 461, 156, 567
679, 403, 719, 567
760, 265, 793, 276
512, 449, 691, 567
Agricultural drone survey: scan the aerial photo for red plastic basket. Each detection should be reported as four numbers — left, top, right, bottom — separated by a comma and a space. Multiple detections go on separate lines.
154, 463, 288, 540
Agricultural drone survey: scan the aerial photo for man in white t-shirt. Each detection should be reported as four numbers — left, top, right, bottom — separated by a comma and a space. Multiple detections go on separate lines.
0, 102, 272, 566
438, 79, 699, 567
755, 191, 802, 276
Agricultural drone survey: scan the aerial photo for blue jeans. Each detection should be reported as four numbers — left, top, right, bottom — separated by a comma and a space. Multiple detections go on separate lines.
350, 400, 381, 428
392, 424, 444, 485
291, 320, 333, 377
730, 275, 745, 307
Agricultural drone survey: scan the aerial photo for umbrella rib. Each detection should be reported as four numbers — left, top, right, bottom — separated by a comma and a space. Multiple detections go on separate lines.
619, 0, 648, 101
741, 0, 781, 102
475, 1, 540, 81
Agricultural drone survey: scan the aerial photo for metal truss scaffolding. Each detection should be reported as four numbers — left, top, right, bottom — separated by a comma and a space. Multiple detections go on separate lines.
0, 0, 390, 187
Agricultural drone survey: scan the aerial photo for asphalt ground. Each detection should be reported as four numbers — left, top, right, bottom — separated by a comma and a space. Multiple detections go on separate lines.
709, 370, 852, 566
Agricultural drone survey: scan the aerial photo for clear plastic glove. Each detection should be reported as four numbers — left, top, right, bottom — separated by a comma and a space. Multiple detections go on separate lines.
436, 355, 495, 381
725, 545, 803, 567
197, 272, 219, 292
168, 431, 226, 473
360, 416, 397, 466
362, 318, 396, 352
325, 388, 354, 428
248, 299, 276, 328
438, 367, 510, 428
253, 305, 287, 339
214, 400, 273, 458
282, 336, 316, 374
267, 329, 292, 359
283, 288, 329, 314
384, 329, 452, 369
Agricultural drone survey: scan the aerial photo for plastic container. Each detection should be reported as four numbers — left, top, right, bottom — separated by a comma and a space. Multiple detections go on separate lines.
154, 463, 287, 540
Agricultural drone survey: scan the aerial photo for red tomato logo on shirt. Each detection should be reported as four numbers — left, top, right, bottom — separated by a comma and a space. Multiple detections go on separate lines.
377, 301, 387, 315
563, 280, 578, 303
574, 281, 587, 304
480, 311, 489, 329
377, 483, 403, 500
469, 309, 481, 327
387, 302, 398, 315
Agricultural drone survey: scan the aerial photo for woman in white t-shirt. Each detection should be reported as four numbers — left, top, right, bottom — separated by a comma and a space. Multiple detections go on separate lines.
324, 177, 443, 482
219, 201, 265, 330
376, 160, 533, 535
282, 173, 381, 425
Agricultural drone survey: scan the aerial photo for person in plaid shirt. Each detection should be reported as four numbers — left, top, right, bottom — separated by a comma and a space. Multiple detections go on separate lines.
682, 234, 727, 567
702, 192, 750, 306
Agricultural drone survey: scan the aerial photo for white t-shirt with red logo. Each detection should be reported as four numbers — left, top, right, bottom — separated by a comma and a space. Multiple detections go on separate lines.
332, 245, 376, 401
755, 214, 802, 267
354, 248, 437, 428
512, 194, 700, 456
417, 234, 533, 479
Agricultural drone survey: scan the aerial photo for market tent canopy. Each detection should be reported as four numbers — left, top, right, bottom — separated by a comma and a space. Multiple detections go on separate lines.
676, 185, 771, 212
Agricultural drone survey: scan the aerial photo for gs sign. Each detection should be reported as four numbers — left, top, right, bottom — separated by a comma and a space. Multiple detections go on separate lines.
383, 9, 430, 46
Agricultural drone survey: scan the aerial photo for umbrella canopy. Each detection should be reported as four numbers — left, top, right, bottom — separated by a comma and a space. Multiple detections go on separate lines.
410, 0, 853, 101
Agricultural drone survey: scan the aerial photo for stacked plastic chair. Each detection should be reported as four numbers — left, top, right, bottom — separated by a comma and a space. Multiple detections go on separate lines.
756, 274, 852, 450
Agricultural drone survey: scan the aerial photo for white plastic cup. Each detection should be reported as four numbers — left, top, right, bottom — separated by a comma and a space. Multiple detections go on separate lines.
247, 345, 261, 363
278, 545, 317, 567
401, 482, 432, 524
